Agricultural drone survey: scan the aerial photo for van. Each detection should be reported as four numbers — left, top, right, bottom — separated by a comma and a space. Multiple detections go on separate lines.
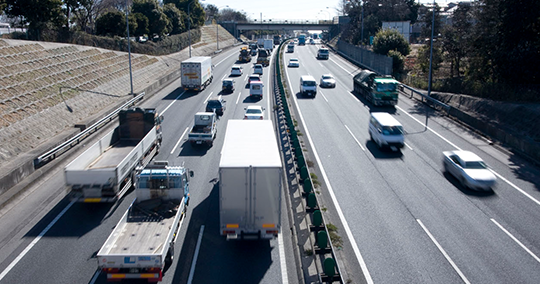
253, 64, 263, 75
249, 81, 264, 100
369, 112, 404, 150
206, 96, 225, 115
300, 75, 317, 97
317, 47, 329, 59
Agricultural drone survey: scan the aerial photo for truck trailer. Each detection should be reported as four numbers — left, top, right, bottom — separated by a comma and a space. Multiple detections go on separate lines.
97, 161, 192, 282
353, 70, 400, 106
64, 107, 163, 203
181, 56, 213, 91
219, 120, 282, 240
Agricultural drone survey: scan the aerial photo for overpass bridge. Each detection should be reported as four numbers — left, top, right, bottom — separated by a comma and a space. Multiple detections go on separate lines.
219, 19, 339, 38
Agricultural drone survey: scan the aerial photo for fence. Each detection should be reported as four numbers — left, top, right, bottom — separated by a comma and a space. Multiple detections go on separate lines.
336, 40, 392, 75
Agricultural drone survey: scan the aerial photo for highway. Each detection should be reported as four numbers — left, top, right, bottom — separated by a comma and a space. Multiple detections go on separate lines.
0, 47, 298, 284
283, 40, 540, 283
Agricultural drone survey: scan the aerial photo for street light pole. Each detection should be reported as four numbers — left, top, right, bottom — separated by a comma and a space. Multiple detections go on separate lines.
361, 1, 364, 45
428, 0, 435, 97
125, 0, 133, 95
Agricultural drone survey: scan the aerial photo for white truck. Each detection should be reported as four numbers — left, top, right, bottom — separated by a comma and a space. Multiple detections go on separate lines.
264, 39, 273, 51
219, 120, 282, 240
181, 56, 213, 91
257, 38, 265, 48
64, 107, 163, 203
97, 161, 192, 282
188, 112, 217, 147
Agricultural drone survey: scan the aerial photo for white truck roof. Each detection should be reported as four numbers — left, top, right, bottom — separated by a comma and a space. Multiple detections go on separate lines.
220, 120, 281, 168
182, 56, 211, 64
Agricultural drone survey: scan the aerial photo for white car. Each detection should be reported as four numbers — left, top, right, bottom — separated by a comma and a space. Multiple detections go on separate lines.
230, 65, 243, 76
443, 150, 497, 190
244, 106, 265, 120
320, 74, 336, 88
253, 64, 263, 75
288, 58, 299, 67
248, 74, 261, 85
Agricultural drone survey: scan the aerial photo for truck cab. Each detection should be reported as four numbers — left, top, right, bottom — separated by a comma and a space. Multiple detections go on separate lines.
353, 70, 400, 106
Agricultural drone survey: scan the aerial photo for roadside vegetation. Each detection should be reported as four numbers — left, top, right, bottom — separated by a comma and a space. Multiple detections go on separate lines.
339, 0, 539, 102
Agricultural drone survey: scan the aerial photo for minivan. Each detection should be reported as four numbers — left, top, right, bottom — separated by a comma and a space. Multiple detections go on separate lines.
254, 64, 263, 75
369, 112, 404, 150
300, 75, 317, 97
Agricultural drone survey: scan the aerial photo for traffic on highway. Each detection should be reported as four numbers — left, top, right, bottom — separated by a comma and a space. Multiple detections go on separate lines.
1, 34, 540, 284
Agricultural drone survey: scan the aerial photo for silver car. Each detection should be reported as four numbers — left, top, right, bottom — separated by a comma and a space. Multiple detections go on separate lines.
320, 74, 336, 88
443, 150, 497, 190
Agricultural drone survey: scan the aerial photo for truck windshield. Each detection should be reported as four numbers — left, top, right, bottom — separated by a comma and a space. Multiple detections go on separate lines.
376, 83, 397, 92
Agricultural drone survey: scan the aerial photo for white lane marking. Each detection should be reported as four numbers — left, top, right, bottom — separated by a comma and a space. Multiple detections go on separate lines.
0, 199, 77, 281
285, 67, 374, 284
89, 270, 100, 284
203, 92, 213, 104
221, 74, 226, 81
489, 170, 540, 206
319, 91, 329, 102
161, 90, 186, 115
187, 225, 205, 284
491, 219, 540, 263
236, 91, 241, 104
417, 219, 471, 284
396, 106, 462, 150
329, 57, 357, 76
405, 142, 413, 151
244, 76, 248, 82
214, 51, 237, 67
170, 127, 190, 155
278, 233, 289, 284
344, 125, 366, 151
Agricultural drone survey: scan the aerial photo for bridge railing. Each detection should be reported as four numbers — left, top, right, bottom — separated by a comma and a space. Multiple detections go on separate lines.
236, 19, 335, 25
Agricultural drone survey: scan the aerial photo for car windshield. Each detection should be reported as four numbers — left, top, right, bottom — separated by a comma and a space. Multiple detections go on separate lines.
246, 109, 262, 114
464, 161, 487, 169
381, 126, 403, 135
223, 81, 232, 86
322, 75, 333, 80
303, 81, 316, 86
376, 83, 397, 92
232, 67, 240, 71
290, 59, 298, 62
250, 76, 259, 81
319, 50, 329, 54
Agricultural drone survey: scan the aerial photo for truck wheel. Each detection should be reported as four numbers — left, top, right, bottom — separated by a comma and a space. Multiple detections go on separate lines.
165, 246, 174, 265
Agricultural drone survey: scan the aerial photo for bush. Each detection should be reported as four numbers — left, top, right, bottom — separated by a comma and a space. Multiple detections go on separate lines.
388, 50, 405, 80
373, 29, 410, 57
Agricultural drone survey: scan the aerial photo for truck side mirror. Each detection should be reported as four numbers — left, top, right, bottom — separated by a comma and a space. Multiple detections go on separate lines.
160, 115, 164, 122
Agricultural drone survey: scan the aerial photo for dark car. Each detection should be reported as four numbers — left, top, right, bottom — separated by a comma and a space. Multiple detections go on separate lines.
222, 79, 235, 93
206, 96, 225, 115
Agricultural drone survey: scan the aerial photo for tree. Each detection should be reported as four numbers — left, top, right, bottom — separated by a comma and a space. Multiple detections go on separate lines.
132, 0, 169, 37
95, 10, 125, 36
203, 3, 217, 22
420, 3, 442, 40
164, 0, 205, 29
440, 4, 472, 78
417, 43, 442, 74
3, 0, 65, 39
219, 8, 246, 22
131, 12, 148, 36
388, 49, 405, 79
163, 3, 184, 34
373, 28, 410, 56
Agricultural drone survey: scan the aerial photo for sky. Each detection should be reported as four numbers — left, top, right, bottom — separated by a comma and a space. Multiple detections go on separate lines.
203, 0, 457, 21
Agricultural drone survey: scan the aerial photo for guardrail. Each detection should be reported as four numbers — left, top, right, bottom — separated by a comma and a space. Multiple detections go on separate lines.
33, 92, 145, 168
400, 84, 451, 113
274, 40, 343, 283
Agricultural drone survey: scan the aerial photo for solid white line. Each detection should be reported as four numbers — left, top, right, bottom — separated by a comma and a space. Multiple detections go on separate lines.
170, 127, 190, 155
89, 270, 100, 284
490, 171, 540, 206
329, 57, 357, 76
344, 125, 366, 151
405, 142, 413, 151
203, 92, 213, 104
161, 90, 186, 115
187, 225, 205, 284
416, 219, 471, 284
278, 233, 289, 284
221, 74, 226, 81
491, 219, 540, 263
214, 52, 236, 67
285, 67, 374, 284
396, 106, 462, 150
320, 91, 329, 102
0, 199, 77, 281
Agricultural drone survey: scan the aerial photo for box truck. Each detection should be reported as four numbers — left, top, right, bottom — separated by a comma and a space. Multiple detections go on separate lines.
181, 56, 213, 91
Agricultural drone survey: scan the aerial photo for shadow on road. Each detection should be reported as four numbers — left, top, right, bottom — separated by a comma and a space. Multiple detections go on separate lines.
178, 140, 211, 156
442, 171, 497, 197
365, 140, 404, 159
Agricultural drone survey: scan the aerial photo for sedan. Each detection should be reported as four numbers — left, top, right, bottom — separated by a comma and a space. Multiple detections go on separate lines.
443, 150, 497, 190
244, 106, 265, 120
230, 65, 243, 76
288, 58, 300, 67
320, 74, 336, 88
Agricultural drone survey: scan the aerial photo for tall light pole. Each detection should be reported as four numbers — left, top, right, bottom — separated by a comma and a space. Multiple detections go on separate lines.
427, 0, 436, 97
361, 1, 364, 45
188, 0, 204, 58
125, 0, 133, 95
216, 5, 229, 50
